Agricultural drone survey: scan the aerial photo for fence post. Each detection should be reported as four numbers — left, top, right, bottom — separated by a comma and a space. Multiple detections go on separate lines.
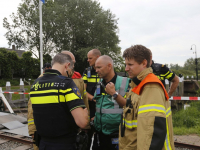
179, 77, 183, 96
6, 81, 12, 102
20, 79, 25, 100
165, 79, 169, 92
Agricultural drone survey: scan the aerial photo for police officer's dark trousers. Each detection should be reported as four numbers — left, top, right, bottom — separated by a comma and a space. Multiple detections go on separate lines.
39, 137, 76, 150
92, 131, 118, 150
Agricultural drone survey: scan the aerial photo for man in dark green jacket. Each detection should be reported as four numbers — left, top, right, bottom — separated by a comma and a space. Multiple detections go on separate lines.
92, 55, 130, 150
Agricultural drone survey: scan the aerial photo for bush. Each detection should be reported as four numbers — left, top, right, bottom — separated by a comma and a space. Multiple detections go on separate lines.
172, 101, 200, 128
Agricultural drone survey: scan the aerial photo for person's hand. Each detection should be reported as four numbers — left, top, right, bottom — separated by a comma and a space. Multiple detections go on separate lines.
83, 108, 88, 115
105, 82, 116, 96
91, 116, 95, 121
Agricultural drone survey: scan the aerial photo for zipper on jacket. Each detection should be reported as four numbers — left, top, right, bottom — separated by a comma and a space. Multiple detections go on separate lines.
99, 95, 105, 132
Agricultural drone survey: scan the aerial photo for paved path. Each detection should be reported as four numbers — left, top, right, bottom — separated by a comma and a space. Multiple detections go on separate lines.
174, 135, 200, 146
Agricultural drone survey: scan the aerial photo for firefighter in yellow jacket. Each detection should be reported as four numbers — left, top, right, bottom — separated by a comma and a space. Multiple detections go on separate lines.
28, 51, 89, 150
106, 45, 175, 150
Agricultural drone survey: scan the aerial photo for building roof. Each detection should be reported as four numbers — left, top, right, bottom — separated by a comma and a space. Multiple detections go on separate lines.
1, 45, 25, 58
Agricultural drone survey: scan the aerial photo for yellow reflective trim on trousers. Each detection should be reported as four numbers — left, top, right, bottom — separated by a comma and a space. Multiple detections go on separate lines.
123, 118, 137, 129
138, 104, 166, 115
87, 78, 100, 83
164, 118, 172, 150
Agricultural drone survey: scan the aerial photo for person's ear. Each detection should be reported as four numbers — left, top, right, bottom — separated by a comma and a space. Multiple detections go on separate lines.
142, 59, 147, 67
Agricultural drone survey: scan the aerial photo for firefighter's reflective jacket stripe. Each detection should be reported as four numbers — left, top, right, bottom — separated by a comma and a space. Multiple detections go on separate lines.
28, 119, 34, 125
119, 68, 175, 150
138, 104, 173, 150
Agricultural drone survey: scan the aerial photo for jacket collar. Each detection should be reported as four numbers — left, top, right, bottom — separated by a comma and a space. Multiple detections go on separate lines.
130, 67, 153, 88
44, 69, 62, 76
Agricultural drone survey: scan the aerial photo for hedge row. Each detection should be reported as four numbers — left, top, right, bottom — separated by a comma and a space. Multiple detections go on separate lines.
0, 48, 51, 79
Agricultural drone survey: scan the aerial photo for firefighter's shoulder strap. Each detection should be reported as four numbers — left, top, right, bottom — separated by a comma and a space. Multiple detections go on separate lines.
131, 73, 169, 100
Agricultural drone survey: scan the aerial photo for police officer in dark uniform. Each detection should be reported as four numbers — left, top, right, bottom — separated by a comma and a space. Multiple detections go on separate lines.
82, 49, 101, 150
30, 53, 88, 150
149, 49, 179, 97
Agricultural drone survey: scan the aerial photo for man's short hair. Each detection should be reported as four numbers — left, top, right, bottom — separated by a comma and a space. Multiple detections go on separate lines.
91, 49, 101, 56
42, 63, 52, 69
123, 45, 151, 67
51, 53, 74, 68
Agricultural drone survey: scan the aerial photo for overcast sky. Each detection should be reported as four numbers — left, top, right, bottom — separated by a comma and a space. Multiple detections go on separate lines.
1, 0, 200, 66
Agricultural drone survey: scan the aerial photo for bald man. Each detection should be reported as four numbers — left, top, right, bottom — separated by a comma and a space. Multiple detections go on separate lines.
82, 49, 101, 150
61, 51, 90, 118
92, 55, 130, 150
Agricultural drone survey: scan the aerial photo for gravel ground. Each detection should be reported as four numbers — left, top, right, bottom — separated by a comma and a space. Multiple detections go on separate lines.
15, 113, 199, 150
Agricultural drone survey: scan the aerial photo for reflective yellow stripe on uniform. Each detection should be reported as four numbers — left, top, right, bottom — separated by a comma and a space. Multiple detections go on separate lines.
84, 90, 87, 96
138, 104, 172, 150
82, 75, 87, 81
138, 104, 166, 114
28, 119, 34, 125
166, 107, 171, 118
164, 117, 172, 150
30, 88, 80, 104
123, 118, 137, 129
87, 78, 100, 83
160, 71, 173, 79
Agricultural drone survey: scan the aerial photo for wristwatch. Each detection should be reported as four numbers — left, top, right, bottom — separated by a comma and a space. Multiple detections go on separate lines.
112, 91, 118, 99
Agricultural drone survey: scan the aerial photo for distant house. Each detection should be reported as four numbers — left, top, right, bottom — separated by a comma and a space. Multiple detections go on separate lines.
5, 45, 25, 57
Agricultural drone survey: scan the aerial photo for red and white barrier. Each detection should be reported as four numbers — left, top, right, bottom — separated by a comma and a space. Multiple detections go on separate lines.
2, 91, 30, 95
170, 96, 200, 101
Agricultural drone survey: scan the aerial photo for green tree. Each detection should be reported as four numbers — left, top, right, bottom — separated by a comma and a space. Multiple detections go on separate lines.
169, 63, 183, 70
183, 57, 200, 71
3, 0, 120, 73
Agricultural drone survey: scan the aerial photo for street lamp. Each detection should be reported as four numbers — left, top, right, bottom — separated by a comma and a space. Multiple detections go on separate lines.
190, 44, 198, 81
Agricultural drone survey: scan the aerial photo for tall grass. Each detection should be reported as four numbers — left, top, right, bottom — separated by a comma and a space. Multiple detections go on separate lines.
172, 101, 200, 135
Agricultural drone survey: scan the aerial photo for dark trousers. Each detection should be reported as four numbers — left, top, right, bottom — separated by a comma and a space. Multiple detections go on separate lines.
92, 132, 118, 150
39, 139, 76, 150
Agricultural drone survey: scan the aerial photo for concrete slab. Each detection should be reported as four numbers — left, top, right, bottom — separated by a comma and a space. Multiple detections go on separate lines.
0, 112, 27, 129
0, 112, 9, 116
2, 125, 30, 137
2, 121, 25, 130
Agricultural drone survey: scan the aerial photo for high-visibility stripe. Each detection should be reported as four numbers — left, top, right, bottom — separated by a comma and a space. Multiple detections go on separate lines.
166, 107, 171, 118
28, 119, 34, 125
160, 71, 170, 77
123, 119, 137, 129
31, 92, 79, 104
82, 75, 87, 81
138, 104, 166, 114
30, 89, 59, 94
84, 90, 87, 95
96, 107, 123, 114
164, 118, 172, 150
87, 78, 100, 83
165, 72, 173, 79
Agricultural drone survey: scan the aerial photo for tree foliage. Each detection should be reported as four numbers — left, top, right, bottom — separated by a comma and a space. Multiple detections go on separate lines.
3, 0, 121, 73
0, 48, 40, 79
